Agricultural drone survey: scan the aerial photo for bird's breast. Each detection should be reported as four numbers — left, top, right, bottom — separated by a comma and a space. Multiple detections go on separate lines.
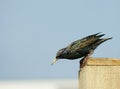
61, 51, 84, 59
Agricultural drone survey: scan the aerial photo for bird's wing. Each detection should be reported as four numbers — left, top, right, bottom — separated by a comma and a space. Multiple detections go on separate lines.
66, 33, 105, 52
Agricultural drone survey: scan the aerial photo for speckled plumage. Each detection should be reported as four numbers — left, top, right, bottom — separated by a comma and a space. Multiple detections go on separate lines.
51, 33, 112, 65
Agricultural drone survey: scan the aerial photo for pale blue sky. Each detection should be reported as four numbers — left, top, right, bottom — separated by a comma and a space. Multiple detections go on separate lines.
0, 0, 120, 79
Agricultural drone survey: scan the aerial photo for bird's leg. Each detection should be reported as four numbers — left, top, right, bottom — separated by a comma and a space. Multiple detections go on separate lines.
80, 51, 93, 68
79, 56, 88, 68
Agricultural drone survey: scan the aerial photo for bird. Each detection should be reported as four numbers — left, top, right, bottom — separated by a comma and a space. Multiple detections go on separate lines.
51, 32, 112, 67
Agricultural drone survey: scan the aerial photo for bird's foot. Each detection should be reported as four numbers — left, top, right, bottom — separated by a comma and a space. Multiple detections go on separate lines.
80, 51, 93, 68
80, 56, 89, 68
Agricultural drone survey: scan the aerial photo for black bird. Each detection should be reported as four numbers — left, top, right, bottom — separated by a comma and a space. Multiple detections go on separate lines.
51, 33, 112, 66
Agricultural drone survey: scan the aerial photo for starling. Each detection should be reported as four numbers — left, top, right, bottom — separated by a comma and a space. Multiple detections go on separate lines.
51, 33, 112, 67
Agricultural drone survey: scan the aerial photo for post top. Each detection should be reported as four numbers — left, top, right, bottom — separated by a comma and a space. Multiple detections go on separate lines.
85, 57, 120, 66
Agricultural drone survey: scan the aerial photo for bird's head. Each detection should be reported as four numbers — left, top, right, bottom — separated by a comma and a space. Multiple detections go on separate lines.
51, 48, 66, 65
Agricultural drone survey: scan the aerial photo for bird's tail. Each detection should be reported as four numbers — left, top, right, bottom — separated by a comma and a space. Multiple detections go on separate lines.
91, 37, 112, 50
100, 37, 112, 43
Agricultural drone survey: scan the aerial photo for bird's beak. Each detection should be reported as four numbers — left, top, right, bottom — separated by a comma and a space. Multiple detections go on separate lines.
51, 58, 58, 65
